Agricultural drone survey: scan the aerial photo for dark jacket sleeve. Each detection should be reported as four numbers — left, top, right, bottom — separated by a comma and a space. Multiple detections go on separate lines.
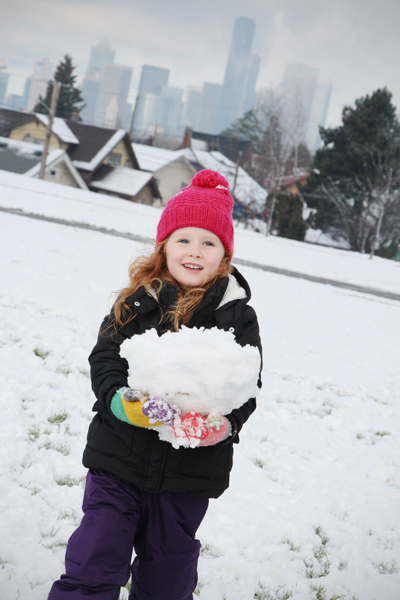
88, 311, 138, 410
224, 303, 263, 441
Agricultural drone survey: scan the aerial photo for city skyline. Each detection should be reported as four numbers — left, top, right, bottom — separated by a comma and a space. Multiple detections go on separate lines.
0, 38, 367, 155
2, 0, 399, 131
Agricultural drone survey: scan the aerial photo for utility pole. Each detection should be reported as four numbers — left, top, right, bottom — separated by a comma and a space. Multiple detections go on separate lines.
232, 150, 242, 194
38, 81, 60, 180
266, 195, 277, 236
129, 94, 140, 139
294, 121, 299, 171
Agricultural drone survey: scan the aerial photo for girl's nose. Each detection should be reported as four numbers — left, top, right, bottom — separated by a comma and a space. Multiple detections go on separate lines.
189, 243, 202, 257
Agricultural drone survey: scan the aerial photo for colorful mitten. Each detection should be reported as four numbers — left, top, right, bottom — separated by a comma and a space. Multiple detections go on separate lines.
111, 388, 181, 428
200, 414, 231, 446
142, 397, 180, 425
172, 412, 231, 447
110, 387, 161, 428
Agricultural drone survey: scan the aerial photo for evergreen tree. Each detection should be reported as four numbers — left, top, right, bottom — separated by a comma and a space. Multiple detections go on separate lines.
269, 191, 306, 241
304, 88, 400, 257
220, 110, 262, 146
35, 54, 85, 120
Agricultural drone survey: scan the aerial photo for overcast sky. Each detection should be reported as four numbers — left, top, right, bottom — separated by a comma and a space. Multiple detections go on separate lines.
2, 0, 400, 127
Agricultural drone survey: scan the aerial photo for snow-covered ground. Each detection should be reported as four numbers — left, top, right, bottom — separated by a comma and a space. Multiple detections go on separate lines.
0, 172, 399, 600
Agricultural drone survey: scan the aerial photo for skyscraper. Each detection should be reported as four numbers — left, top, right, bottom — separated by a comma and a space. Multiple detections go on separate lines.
94, 63, 132, 129
133, 65, 170, 136
197, 83, 222, 134
182, 86, 203, 130
274, 63, 332, 153
136, 84, 184, 140
306, 82, 332, 152
214, 17, 260, 134
81, 39, 115, 125
22, 58, 53, 111
0, 62, 9, 107
85, 39, 115, 81
275, 64, 319, 143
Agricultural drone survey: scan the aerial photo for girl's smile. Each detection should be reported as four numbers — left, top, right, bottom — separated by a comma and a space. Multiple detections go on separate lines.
166, 227, 225, 287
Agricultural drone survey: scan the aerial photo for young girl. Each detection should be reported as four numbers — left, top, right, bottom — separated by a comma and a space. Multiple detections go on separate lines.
48, 169, 262, 600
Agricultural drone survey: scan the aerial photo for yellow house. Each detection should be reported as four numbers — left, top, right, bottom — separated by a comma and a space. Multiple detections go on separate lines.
0, 109, 161, 204
0, 110, 77, 150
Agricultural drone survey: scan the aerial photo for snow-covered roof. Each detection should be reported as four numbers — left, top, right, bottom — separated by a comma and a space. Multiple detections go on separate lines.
132, 143, 267, 208
178, 148, 268, 209
132, 143, 179, 172
89, 166, 153, 197
34, 114, 80, 145
190, 138, 208, 151
73, 129, 127, 172
26, 152, 88, 189
0, 136, 64, 173
0, 136, 88, 189
0, 108, 35, 136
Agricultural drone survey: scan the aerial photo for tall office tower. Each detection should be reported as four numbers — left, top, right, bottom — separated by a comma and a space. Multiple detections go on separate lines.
22, 58, 53, 111
133, 65, 170, 137
182, 86, 203, 130
159, 85, 184, 135
0, 61, 9, 107
197, 83, 222, 134
306, 81, 332, 152
215, 17, 260, 134
81, 39, 115, 124
275, 63, 319, 150
4, 94, 23, 110
85, 38, 115, 80
138, 85, 184, 139
94, 63, 132, 129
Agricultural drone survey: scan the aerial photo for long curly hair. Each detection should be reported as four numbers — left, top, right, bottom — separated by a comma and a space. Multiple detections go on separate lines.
113, 237, 232, 331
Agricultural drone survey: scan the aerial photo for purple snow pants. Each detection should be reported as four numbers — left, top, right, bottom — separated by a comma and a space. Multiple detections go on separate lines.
47, 470, 209, 600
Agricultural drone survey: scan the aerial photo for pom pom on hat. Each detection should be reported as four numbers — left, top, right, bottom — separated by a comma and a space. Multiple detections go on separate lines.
156, 169, 234, 255
191, 170, 229, 190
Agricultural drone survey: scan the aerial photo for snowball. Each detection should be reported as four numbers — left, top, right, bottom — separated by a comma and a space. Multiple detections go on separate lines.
120, 326, 260, 417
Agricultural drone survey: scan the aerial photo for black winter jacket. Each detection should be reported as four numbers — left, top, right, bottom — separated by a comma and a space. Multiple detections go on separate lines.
83, 267, 262, 498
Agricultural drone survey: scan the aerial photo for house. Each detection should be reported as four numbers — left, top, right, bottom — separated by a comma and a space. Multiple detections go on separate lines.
269, 173, 309, 195
0, 136, 87, 189
89, 166, 158, 205
0, 109, 78, 149
66, 122, 161, 205
177, 147, 268, 214
132, 143, 196, 205
132, 141, 267, 212
0, 108, 161, 204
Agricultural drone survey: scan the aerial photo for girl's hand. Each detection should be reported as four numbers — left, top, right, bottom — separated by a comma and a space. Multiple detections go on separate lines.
172, 412, 231, 447
200, 414, 231, 446
142, 397, 180, 425
110, 388, 161, 428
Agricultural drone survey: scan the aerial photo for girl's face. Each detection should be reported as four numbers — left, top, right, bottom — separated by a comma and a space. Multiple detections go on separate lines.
165, 227, 225, 287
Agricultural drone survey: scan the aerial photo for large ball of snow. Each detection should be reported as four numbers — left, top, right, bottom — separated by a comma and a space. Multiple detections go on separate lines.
120, 326, 260, 416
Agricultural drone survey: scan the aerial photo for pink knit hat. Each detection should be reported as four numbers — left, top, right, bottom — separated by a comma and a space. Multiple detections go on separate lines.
156, 170, 234, 255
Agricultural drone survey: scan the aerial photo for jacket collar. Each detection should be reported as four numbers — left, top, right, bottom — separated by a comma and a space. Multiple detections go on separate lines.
217, 272, 247, 309
126, 266, 250, 315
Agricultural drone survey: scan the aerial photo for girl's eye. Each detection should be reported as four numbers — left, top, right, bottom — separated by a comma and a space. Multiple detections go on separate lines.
204, 241, 214, 246
179, 239, 189, 244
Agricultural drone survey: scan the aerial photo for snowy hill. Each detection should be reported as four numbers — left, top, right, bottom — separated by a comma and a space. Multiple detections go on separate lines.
1, 170, 399, 296
0, 171, 399, 600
